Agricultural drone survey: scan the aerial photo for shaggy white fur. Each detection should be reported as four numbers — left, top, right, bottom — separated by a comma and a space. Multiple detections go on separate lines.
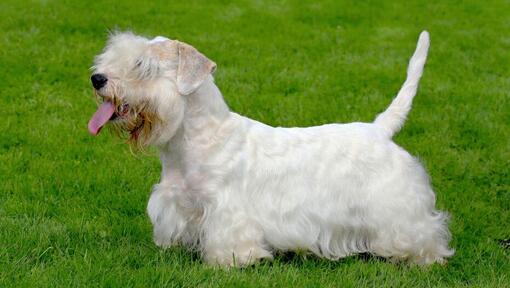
89, 31, 454, 266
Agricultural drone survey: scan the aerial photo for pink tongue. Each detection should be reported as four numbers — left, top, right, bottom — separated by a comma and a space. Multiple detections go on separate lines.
88, 101, 116, 136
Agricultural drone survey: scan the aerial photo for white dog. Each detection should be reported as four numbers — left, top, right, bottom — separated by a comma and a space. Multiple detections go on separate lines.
88, 31, 453, 266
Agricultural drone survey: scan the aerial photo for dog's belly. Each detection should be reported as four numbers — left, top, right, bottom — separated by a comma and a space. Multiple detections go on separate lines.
236, 120, 436, 255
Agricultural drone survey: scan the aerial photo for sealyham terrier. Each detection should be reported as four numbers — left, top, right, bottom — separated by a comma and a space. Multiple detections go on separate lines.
88, 31, 453, 266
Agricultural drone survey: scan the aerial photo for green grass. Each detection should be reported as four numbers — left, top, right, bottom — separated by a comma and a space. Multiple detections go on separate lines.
1, 0, 509, 286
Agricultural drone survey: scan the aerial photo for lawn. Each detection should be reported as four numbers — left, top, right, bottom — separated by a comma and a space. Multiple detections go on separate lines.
1, 0, 509, 286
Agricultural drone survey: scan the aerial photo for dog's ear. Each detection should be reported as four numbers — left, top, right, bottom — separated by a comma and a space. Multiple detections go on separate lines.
176, 41, 217, 95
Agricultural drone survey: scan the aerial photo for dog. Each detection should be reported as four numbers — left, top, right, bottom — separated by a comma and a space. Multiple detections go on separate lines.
88, 31, 453, 266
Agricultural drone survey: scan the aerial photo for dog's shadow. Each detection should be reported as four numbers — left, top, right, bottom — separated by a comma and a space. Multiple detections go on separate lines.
269, 251, 389, 268
151, 243, 391, 269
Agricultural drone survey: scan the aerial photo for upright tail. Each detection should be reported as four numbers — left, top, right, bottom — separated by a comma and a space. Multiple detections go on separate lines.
374, 31, 430, 137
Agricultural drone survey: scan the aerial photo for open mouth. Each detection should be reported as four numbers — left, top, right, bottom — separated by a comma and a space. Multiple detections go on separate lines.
111, 103, 129, 121
88, 101, 129, 136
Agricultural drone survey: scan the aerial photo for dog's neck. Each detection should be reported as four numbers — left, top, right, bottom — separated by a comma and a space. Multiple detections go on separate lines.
158, 76, 232, 175
184, 76, 230, 124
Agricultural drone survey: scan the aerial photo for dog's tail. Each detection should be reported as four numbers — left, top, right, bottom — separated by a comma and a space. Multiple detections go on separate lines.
374, 31, 430, 137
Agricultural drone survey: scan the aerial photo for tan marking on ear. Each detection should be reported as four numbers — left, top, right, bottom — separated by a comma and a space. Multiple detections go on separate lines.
150, 40, 179, 60
176, 41, 216, 95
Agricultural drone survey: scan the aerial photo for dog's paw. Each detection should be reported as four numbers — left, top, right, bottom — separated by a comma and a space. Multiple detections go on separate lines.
204, 246, 273, 267
153, 236, 175, 249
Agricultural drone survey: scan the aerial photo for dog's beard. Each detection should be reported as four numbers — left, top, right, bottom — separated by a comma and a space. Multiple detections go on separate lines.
110, 103, 160, 150
94, 90, 160, 149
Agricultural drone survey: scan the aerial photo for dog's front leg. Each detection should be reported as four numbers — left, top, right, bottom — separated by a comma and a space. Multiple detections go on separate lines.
147, 183, 194, 248
201, 209, 273, 267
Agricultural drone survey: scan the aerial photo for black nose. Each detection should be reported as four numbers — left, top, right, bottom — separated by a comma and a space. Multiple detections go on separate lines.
91, 74, 108, 90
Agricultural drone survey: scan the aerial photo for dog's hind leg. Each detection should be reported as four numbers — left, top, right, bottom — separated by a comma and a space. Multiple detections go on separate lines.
371, 210, 453, 265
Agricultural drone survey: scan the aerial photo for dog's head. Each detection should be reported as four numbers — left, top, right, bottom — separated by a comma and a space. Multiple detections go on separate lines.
88, 32, 216, 148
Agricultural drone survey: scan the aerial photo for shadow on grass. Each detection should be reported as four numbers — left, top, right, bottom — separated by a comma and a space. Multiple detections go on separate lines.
266, 251, 390, 269
152, 246, 390, 269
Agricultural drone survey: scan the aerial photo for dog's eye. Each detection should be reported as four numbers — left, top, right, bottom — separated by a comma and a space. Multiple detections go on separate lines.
134, 58, 160, 79
134, 59, 151, 78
